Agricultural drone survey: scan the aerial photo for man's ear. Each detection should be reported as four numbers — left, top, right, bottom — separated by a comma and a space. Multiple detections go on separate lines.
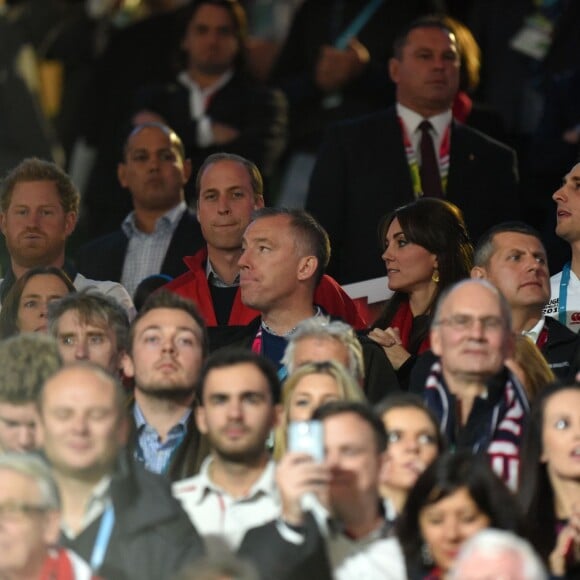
43, 509, 62, 546
182, 158, 192, 185
195, 404, 208, 435
117, 162, 128, 188
121, 352, 135, 379
297, 256, 317, 282
431, 326, 443, 356
115, 349, 127, 373
64, 212, 77, 238
272, 404, 283, 429
0, 212, 6, 236
254, 195, 265, 210
471, 266, 487, 279
388, 57, 400, 83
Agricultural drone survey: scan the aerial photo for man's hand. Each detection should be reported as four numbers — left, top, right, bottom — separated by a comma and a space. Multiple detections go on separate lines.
314, 39, 369, 93
276, 452, 330, 526
563, 124, 580, 145
211, 122, 240, 145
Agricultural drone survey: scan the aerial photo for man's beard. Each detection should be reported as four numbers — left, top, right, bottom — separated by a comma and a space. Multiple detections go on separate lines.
208, 427, 269, 465
212, 444, 266, 465
135, 382, 195, 402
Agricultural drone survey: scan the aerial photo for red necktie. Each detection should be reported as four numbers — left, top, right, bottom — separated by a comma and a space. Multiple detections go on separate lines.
419, 120, 443, 197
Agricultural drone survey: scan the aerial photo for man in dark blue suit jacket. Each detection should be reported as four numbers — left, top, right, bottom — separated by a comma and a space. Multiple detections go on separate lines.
306, 16, 520, 285
77, 123, 204, 298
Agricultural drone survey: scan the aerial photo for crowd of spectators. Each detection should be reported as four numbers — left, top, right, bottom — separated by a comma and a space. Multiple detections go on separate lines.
2, 0, 580, 578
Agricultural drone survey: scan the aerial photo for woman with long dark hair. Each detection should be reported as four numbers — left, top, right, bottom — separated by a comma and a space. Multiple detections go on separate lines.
397, 451, 521, 579
368, 198, 473, 388
0, 266, 75, 338
519, 381, 580, 577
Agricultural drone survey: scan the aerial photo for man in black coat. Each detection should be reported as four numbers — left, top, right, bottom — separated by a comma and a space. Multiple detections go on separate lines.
132, 0, 287, 202
38, 362, 205, 580
306, 16, 520, 285
471, 221, 580, 381
76, 123, 204, 299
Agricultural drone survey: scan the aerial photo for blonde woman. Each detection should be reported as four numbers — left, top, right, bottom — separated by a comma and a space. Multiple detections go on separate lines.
273, 360, 364, 460
506, 335, 555, 402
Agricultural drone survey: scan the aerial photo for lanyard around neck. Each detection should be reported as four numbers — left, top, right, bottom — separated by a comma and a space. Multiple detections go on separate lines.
398, 116, 451, 198
558, 262, 571, 325
90, 503, 115, 572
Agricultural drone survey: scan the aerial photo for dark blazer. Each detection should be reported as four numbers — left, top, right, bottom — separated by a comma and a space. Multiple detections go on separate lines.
306, 107, 520, 284
135, 72, 287, 196
208, 316, 401, 399
238, 513, 332, 580
541, 316, 580, 381
62, 454, 205, 580
76, 208, 204, 283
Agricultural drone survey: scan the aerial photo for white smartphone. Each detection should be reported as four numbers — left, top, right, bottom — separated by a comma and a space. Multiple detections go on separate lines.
287, 420, 324, 462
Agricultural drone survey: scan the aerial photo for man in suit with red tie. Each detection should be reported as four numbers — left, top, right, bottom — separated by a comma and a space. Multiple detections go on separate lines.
306, 16, 520, 285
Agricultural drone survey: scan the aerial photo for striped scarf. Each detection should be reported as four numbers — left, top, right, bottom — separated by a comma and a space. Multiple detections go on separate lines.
423, 361, 529, 490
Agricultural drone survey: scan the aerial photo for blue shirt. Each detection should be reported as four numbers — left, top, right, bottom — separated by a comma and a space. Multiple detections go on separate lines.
133, 403, 191, 475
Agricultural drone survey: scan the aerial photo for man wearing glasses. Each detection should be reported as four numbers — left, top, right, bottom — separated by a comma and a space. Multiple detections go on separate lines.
419, 279, 529, 490
0, 453, 93, 579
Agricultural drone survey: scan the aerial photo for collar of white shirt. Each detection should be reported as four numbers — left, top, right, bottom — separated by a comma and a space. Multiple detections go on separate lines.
396, 102, 452, 154
522, 316, 545, 344
122, 201, 187, 238
173, 455, 278, 505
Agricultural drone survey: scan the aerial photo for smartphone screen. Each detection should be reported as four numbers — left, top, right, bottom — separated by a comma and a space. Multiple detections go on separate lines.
287, 420, 324, 462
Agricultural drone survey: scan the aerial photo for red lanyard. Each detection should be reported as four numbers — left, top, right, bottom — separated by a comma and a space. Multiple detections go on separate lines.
398, 116, 450, 197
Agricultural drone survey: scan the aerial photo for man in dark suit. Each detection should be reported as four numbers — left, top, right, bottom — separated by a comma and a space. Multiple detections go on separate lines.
38, 362, 205, 579
306, 16, 520, 285
471, 221, 580, 381
76, 122, 204, 298
239, 401, 403, 579
132, 0, 287, 202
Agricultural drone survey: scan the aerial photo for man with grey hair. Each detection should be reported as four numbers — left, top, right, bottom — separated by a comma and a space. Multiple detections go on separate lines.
0, 452, 93, 579
281, 315, 399, 401
418, 279, 529, 489
282, 317, 364, 380
451, 529, 547, 580
0, 333, 62, 454
0, 157, 134, 316
48, 290, 129, 374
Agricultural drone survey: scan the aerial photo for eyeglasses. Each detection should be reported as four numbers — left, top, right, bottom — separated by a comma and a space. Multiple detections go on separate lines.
434, 314, 505, 333
0, 501, 50, 522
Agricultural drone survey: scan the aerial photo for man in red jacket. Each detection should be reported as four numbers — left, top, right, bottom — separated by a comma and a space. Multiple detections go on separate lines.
165, 153, 365, 329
